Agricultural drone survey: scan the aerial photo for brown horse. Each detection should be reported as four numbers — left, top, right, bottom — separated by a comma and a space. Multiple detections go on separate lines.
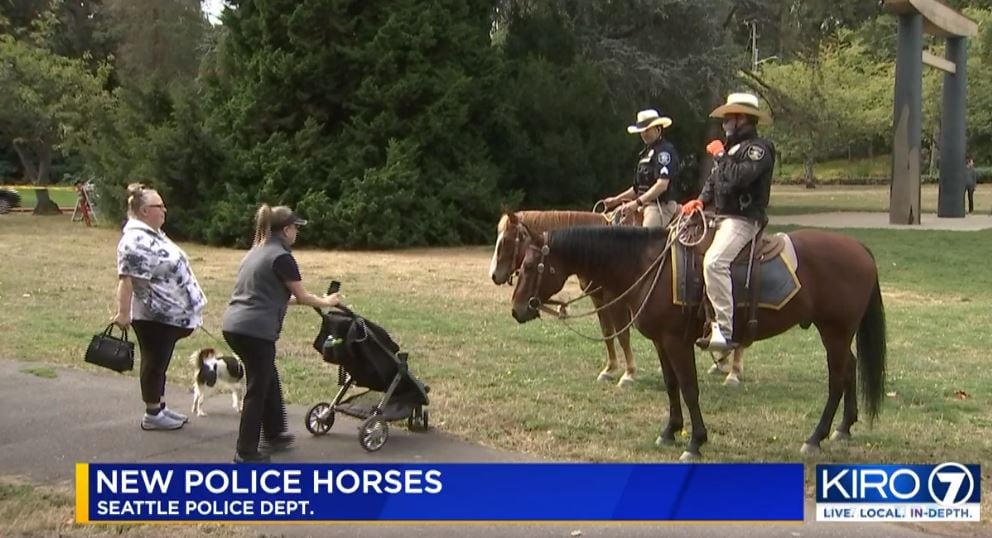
510, 222, 886, 460
490, 210, 640, 386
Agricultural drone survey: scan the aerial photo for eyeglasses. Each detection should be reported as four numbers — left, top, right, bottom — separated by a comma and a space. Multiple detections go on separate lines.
146, 204, 166, 210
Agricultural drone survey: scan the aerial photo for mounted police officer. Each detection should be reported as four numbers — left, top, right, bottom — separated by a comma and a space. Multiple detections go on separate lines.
680, 93, 775, 352
603, 109, 683, 228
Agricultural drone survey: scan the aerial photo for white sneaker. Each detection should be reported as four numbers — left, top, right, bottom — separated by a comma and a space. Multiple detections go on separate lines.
161, 407, 189, 424
707, 323, 734, 352
141, 412, 184, 431
696, 322, 735, 351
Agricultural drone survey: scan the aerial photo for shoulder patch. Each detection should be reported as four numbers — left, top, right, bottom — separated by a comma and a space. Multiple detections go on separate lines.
747, 145, 766, 161
657, 151, 671, 165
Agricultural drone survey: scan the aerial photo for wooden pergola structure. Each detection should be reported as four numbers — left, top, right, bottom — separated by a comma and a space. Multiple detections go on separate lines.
883, 0, 977, 223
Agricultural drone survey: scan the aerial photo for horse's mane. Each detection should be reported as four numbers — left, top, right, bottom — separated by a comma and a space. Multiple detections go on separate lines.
548, 226, 667, 275
498, 210, 607, 235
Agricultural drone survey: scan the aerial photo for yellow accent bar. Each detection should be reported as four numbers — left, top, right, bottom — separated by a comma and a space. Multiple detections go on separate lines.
0, 184, 77, 191
75, 463, 89, 524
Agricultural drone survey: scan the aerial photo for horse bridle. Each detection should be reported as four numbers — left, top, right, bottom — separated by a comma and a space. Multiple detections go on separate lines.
523, 236, 562, 316
506, 227, 529, 286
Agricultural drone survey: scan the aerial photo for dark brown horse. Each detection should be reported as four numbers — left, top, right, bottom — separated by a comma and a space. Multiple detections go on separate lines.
491, 210, 644, 386
510, 222, 886, 460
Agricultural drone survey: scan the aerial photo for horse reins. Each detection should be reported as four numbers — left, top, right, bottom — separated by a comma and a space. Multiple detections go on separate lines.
525, 208, 706, 343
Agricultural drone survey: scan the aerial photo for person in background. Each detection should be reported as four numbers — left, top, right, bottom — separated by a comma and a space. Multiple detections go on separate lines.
603, 108, 683, 228
965, 155, 977, 214
113, 183, 207, 431
222, 204, 343, 463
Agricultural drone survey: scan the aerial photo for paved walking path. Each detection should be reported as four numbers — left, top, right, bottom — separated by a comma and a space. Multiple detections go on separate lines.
769, 211, 992, 231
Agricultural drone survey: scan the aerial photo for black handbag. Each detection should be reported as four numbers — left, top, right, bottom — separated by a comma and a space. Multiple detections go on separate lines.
85, 323, 135, 373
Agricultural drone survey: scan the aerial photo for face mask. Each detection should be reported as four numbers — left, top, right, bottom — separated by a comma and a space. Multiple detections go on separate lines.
722, 118, 736, 139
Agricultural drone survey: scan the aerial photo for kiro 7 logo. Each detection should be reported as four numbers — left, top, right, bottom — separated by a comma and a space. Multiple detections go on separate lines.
818, 463, 978, 507
927, 463, 975, 507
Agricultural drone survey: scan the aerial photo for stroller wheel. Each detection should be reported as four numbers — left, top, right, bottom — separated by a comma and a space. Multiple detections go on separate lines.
408, 406, 430, 432
359, 416, 388, 452
306, 402, 334, 436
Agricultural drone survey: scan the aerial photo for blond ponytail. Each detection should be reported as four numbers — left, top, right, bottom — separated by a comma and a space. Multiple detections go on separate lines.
254, 204, 273, 246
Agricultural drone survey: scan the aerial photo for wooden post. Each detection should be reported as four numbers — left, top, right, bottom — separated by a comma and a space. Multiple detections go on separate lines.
890, 13, 923, 225
938, 36, 968, 217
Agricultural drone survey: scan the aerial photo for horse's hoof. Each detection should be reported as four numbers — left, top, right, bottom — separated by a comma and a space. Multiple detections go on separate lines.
723, 375, 740, 387
679, 451, 700, 462
800, 443, 821, 457
655, 435, 676, 446
830, 430, 851, 442
596, 371, 615, 382
617, 374, 635, 388
706, 363, 722, 375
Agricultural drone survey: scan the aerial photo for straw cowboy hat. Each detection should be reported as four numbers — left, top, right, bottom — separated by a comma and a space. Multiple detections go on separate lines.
709, 92, 772, 125
627, 109, 673, 134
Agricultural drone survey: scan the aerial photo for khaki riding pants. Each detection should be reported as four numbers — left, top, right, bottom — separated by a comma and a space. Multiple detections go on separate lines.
643, 201, 678, 229
703, 216, 761, 336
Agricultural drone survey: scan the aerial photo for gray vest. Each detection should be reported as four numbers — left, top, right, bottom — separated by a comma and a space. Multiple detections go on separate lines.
222, 237, 292, 342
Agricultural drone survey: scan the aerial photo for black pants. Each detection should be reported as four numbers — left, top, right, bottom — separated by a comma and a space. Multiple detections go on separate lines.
223, 331, 288, 455
966, 187, 975, 213
131, 319, 193, 405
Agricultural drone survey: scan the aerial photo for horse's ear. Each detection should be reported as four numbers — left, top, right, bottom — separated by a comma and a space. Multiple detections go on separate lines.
506, 210, 520, 225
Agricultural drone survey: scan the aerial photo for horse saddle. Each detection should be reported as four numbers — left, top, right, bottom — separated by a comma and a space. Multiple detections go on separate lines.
672, 229, 801, 312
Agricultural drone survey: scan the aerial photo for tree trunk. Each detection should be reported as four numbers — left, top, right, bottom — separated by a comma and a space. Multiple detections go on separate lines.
13, 137, 61, 215
697, 84, 725, 197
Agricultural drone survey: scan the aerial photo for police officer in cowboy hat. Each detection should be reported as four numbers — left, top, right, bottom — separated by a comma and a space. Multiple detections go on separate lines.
680, 92, 775, 352
603, 108, 683, 228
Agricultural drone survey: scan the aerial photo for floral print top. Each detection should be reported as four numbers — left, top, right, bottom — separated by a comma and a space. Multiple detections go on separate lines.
117, 219, 207, 329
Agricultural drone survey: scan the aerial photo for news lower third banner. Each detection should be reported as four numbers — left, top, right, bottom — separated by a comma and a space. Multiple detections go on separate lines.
76, 463, 804, 522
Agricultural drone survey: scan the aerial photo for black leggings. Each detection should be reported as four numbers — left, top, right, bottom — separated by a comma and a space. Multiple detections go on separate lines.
223, 331, 288, 455
130, 319, 193, 405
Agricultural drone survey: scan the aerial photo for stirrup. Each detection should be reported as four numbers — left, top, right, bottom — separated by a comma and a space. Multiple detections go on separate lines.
696, 323, 736, 351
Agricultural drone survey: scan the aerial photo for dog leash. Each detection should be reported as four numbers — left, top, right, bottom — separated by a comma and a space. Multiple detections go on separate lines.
198, 326, 230, 350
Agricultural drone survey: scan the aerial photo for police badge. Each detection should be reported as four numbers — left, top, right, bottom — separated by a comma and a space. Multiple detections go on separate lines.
747, 145, 765, 161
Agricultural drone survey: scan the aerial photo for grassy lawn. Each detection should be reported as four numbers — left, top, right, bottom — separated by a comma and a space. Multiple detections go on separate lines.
776, 155, 891, 181
0, 214, 989, 531
2, 186, 79, 209
769, 184, 992, 215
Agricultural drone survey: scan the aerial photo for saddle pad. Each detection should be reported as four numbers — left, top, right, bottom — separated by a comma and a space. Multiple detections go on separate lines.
673, 233, 801, 310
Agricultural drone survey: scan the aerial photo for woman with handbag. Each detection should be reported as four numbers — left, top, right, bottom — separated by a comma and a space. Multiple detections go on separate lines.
222, 204, 342, 463
113, 183, 207, 431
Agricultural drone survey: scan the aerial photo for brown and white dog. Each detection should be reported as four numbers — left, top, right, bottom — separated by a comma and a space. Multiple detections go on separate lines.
190, 348, 245, 416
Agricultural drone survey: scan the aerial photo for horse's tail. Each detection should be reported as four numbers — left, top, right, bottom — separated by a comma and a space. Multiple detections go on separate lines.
856, 268, 887, 424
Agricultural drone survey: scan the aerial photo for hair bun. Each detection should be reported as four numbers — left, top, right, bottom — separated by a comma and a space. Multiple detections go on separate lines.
126, 182, 146, 196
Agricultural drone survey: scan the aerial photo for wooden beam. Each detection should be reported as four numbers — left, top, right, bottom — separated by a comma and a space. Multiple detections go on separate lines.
910, 0, 978, 37
883, 0, 915, 15
922, 51, 956, 73
883, 0, 978, 37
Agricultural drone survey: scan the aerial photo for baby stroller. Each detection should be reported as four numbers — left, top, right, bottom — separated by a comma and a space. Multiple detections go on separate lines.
306, 285, 431, 452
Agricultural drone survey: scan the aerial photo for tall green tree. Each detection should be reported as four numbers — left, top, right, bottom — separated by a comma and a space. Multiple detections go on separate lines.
0, 35, 112, 212
200, 0, 512, 248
